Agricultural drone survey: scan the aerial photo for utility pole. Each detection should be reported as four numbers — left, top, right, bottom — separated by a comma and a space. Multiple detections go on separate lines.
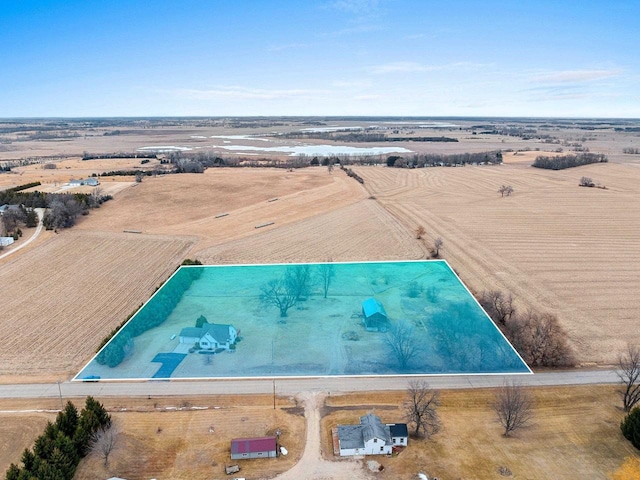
57, 380, 63, 411
273, 379, 276, 410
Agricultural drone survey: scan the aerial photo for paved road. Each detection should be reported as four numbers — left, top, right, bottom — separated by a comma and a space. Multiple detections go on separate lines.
0, 369, 621, 400
0, 208, 44, 261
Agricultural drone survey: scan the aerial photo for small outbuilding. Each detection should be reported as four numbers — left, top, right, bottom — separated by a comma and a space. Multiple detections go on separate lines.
230, 436, 277, 460
361, 298, 389, 332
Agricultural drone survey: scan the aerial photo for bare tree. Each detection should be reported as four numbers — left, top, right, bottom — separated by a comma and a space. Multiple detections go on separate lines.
579, 176, 595, 187
404, 380, 440, 438
287, 265, 312, 301
317, 260, 335, 299
506, 310, 575, 367
90, 423, 120, 467
386, 321, 421, 370
415, 225, 426, 239
618, 344, 640, 412
498, 185, 514, 197
432, 237, 443, 257
260, 277, 298, 318
493, 381, 533, 437
479, 290, 516, 326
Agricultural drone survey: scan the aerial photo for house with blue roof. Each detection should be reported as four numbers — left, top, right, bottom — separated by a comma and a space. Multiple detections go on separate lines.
361, 298, 390, 332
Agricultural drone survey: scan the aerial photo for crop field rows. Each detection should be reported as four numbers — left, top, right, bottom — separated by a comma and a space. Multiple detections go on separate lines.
353, 164, 640, 363
0, 231, 194, 379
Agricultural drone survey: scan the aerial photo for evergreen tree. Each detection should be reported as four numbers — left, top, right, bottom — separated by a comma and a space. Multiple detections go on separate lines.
55, 402, 79, 438
621, 407, 640, 450
19, 450, 35, 474
5, 464, 21, 480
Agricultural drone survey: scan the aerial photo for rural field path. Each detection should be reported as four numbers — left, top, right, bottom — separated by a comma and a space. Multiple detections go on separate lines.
274, 391, 373, 480
0, 208, 44, 261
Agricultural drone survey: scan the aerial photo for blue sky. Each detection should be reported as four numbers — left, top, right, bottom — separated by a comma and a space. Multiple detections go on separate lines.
1, 0, 638, 117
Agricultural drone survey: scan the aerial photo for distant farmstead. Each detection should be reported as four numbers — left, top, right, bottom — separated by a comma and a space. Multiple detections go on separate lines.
69, 178, 100, 187
230, 436, 277, 460
361, 298, 389, 332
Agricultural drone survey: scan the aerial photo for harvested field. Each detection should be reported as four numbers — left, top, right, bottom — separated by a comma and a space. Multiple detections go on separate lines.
321, 385, 639, 480
0, 231, 194, 381
352, 163, 640, 364
73, 168, 364, 243
196, 200, 424, 264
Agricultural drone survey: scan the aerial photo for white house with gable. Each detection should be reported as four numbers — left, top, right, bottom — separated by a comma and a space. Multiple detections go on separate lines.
337, 414, 402, 456
179, 322, 238, 350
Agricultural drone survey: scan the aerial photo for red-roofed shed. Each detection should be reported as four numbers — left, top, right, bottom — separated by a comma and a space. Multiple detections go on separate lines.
231, 436, 277, 460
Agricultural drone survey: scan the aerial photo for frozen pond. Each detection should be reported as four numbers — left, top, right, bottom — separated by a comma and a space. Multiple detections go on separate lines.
137, 145, 193, 152
211, 144, 412, 156
76, 261, 530, 381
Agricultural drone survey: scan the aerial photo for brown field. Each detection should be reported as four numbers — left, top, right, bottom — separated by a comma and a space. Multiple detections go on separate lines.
351, 163, 640, 365
0, 231, 194, 380
320, 385, 638, 480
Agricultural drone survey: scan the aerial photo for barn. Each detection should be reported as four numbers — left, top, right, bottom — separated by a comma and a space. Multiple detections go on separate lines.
361, 298, 389, 332
230, 436, 277, 460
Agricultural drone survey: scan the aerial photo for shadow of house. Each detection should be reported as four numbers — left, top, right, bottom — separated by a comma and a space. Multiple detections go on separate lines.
362, 298, 390, 332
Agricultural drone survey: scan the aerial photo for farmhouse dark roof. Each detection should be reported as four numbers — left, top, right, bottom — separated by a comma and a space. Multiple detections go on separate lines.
337, 414, 392, 449
179, 323, 234, 343
389, 423, 408, 438
360, 414, 391, 443
206, 323, 233, 343
180, 327, 204, 338
231, 436, 277, 454
362, 298, 387, 319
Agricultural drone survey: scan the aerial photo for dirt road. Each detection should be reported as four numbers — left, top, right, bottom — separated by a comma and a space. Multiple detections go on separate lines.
275, 391, 373, 480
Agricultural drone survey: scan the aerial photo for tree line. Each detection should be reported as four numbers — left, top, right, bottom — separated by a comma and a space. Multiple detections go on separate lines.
387, 150, 503, 168
275, 131, 458, 143
5, 397, 111, 480
532, 153, 607, 170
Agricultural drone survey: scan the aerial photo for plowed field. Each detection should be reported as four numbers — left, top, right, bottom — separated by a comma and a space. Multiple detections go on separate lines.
352, 163, 640, 364
0, 231, 193, 380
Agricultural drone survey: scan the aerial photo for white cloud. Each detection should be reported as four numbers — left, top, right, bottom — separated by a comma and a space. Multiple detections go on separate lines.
331, 79, 373, 88
531, 69, 621, 83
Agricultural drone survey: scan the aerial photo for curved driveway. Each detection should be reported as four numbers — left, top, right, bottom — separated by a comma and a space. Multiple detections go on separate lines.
0, 208, 45, 261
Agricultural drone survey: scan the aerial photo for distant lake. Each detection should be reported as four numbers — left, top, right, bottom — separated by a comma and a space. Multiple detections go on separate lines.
212, 144, 412, 156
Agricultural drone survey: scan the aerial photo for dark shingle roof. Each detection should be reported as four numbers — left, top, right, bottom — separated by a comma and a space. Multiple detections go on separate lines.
389, 423, 408, 438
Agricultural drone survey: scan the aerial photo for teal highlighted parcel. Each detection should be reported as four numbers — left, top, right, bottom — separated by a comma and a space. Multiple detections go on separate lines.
75, 261, 530, 380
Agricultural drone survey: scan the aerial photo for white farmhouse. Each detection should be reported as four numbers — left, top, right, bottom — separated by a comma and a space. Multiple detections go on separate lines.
179, 322, 238, 351
337, 414, 405, 457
